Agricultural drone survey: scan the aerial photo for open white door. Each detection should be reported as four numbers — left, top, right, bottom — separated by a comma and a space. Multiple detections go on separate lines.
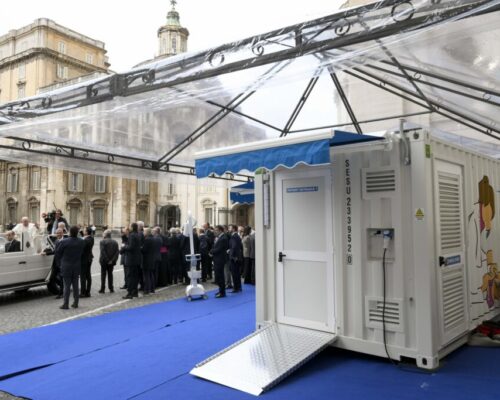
275, 167, 335, 333
433, 160, 468, 346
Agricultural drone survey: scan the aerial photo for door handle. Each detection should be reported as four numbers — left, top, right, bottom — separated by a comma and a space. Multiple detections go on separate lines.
18, 261, 27, 265
278, 252, 286, 262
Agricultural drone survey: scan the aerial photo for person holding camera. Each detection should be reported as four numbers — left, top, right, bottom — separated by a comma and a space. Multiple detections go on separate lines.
44, 209, 69, 235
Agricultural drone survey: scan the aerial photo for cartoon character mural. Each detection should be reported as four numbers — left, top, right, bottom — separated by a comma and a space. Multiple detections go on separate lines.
479, 250, 500, 308
478, 176, 495, 238
468, 175, 500, 314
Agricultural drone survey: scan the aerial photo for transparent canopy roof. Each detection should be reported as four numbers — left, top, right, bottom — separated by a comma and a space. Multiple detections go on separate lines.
0, 0, 498, 182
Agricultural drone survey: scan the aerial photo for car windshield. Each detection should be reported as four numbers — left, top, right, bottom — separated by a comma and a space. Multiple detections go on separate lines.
0, 232, 52, 254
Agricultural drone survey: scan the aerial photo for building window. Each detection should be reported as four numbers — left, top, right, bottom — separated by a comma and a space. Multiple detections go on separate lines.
68, 198, 82, 225
81, 124, 92, 144
58, 41, 66, 54
28, 198, 40, 225
92, 200, 106, 227
18, 63, 26, 80
68, 173, 83, 192
17, 84, 25, 99
59, 127, 70, 139
56, 64, 68, 79
172, 37, 177, 54
137, 180, 149, 195
204, 207, 213, 226
137, 201, 149, 225
86, 54, 93, 64
6, 198, 17, 225
199, 185, 216, 194
95, 176, 106, 193
7, 168, 18, 193
30, 168, 41, 190
93, 208, 105, 226
167, 183, 176, 196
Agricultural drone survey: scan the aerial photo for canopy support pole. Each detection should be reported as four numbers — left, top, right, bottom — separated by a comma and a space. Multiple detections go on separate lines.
346, 68, 500, 140
159, 61, 291, 165
288, 110, 432, 134
281, 71, 321, 137
329, 70, 363, 134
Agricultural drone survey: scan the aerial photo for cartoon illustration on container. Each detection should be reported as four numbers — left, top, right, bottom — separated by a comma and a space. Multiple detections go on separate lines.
479, 250, 500, 308
468, 175, 499, 311
478, 176, 495, 238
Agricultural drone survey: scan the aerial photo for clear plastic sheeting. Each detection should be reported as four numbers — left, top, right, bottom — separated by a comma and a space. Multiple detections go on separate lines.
0, 0, 498, 179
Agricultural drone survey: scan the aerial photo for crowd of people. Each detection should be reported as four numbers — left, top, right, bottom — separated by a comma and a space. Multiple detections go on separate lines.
119, 222, 256, 300
2, 210, 256, 310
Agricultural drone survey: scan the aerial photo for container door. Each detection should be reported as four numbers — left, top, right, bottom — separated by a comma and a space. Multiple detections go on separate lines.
275, 167, 335, 333
433, 160, 468, 345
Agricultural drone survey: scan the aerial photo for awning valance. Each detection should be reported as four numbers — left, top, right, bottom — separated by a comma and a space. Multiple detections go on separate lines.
230, 182, 255, 205
195, 130, 382, 178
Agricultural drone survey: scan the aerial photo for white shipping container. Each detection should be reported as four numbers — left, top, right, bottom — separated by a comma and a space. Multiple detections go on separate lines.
191, 128, 500, 394
254, 129, 500, 369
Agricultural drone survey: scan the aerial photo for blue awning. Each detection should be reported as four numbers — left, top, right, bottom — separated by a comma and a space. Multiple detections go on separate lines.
195, 130, 382, 178
230, 182, 255, 205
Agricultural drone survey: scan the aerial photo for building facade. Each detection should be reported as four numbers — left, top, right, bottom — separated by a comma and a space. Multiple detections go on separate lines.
0, 4, 256, 233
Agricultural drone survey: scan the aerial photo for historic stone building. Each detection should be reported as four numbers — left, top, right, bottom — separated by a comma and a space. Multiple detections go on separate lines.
0, 2, 257, 232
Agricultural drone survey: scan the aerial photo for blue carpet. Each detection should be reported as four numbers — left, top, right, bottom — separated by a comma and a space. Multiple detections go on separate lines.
0, 287, 254, 379
1, 285, 499, 400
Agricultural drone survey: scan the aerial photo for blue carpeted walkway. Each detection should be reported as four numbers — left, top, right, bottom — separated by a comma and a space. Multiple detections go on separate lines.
0, 286, 499, 400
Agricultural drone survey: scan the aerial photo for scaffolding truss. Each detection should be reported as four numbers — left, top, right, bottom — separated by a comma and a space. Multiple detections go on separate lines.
0, 0, 498, 180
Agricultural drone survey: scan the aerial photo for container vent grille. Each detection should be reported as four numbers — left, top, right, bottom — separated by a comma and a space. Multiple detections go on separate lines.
442, 268, 466, 331
437, 173, 462, 251
362, 168, 396, 199
365, 297, 403, 332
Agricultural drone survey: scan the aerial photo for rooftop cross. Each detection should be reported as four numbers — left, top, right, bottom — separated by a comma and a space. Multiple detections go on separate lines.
170, 0, 177, 10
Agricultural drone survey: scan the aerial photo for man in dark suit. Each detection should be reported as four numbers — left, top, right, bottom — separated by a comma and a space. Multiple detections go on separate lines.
210, 225, 229, 298
228, 224, 243, 293
43, 228, 65, 299
56, 225, 85, 309
5, 231, 21, 253
80, 227, 94, 297
167, 228, 181, 284
141, 228, 158, 295
99, 229, 119, 293
121, 223, 142, 299
151, 227, 163, 292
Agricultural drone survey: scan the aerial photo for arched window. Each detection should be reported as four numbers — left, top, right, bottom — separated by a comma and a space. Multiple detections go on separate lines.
28, 197, 40, 225
172, 36, 177, 54
67, 198, 82, 226
6, 198, 18, 225
137, 200, 149, 226
92, 199, 107, 227
201, 199, 215, 226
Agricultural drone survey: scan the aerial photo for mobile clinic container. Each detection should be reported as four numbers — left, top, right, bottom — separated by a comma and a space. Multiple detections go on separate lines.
190, 129, 500, 395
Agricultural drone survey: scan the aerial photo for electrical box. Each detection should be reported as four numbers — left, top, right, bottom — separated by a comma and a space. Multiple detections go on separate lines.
367, 228, 395, 261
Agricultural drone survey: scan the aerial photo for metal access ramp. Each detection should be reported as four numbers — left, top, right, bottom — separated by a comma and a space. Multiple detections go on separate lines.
190, 323, 336, 396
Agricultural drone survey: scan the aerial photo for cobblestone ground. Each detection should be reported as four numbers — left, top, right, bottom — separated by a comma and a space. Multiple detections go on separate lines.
0, 237, 216, 399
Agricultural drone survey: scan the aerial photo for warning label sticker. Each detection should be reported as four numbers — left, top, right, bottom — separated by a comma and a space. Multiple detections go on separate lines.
415, 208, 425, 221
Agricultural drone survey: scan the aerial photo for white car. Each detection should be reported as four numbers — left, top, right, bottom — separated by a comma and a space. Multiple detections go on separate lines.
0, 233, 60, 294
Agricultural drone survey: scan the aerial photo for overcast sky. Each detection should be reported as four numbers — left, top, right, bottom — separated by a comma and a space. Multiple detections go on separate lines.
0, 0, 345, 72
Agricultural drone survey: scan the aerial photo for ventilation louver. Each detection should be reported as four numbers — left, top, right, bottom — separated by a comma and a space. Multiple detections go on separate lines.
441, 268, 466, 331
437, 173, 462, 251
362, 168, 396, 199
365, 297, 403, 332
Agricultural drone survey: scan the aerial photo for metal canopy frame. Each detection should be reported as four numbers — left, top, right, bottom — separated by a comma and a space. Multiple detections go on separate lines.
0, 0, 499, 179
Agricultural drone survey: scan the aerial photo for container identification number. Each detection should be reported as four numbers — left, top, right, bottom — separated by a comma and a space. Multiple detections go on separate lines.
345, 159, 353, 265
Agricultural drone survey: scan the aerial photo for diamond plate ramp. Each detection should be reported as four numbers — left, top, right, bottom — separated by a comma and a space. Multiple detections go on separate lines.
190, 323, 336, 396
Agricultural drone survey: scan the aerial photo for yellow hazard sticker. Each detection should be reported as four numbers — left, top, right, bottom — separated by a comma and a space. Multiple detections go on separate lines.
415, 208, 425, 220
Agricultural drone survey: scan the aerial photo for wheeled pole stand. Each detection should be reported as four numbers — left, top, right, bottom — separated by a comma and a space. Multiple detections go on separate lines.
184, 212, 207, 301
